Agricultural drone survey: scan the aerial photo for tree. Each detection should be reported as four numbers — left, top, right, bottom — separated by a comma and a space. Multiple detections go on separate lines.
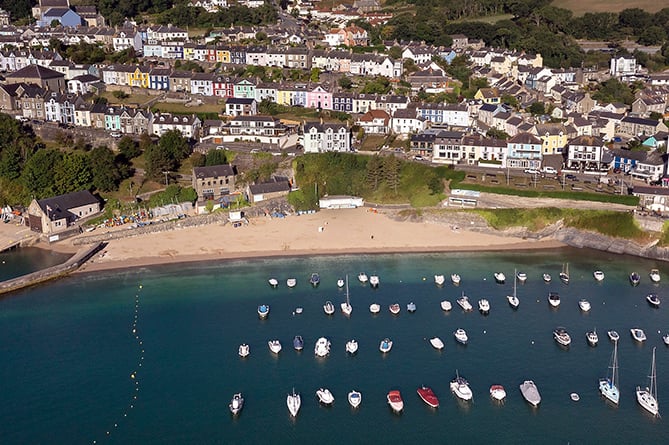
21, 148, 63, 197
113, 90, 129, 100
388, 46, 402, 60
528, 102, 546, 115
54, 152, 92, 194
144, 130, 190, 180
366, 155, 384, 190
310, 67, 320, 83
338, 76, 353, 90
205, 149, 228, 166
117, 136, 141, 160
383, 155, 401, 195
89, 145, 122, 192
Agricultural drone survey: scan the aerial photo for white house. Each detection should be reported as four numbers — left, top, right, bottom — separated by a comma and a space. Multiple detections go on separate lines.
302, 122, 351, 153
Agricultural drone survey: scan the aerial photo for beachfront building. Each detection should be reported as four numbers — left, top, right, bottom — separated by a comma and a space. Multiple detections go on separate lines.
247, 177, 291, 203
27, 190, 101, 236
192, 164, 237, 205
505, 132, 543, 170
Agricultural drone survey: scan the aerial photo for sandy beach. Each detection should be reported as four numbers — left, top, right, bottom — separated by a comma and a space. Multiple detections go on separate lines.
69, 207, 564, 273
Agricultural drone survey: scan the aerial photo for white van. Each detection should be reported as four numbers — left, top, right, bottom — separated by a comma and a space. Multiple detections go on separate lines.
542, 166, 557, 174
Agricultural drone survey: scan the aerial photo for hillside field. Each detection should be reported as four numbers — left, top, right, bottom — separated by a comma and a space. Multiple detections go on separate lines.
549, 0, 664, 15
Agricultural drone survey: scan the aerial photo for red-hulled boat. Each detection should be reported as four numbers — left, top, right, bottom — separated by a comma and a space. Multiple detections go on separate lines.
417, 386, 439, 408
387, 390, 404, 413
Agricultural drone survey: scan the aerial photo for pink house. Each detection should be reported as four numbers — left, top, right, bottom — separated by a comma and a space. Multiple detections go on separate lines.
213, 75, 235, 98
306, 85, 333, 110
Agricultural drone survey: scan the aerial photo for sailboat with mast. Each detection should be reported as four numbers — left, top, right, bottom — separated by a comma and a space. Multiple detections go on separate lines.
507, 268, 520, 309
599, 342, 620, 405
636, 347, 659, 417
341, 275, 352, 316
560, 263, 570, 284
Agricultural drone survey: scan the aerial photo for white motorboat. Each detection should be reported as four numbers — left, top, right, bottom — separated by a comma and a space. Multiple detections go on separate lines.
451, 273, 461, 285
238, 343, 250, 358
637, 347, 659, 417
348, 390, 362, 408
646, 293, 660, 308
337, 278, 345, 288
341, 275, 352, 315
389, 303, 400, 315
229, 393, 244, 415
407, 302, 417, 313
593, 270, 605, 282
520, 380, 541, 407
543, 273, 552, 283
454, 328, 468, 345
650, 268, 661, 283
631, 328, 647, 343
295, 307, 303, 315
571, 393, 580, 402
286, 278, 297, 288
257, 304, 270, 319
346, 339, 358, 354
358, 272, 368, 284
309, 272, 320, 287
268, 278, 279, 288
369, 303, 381, 314
434, 274, 445, 286
489, 385, 507, 402
478, 298, 490, 314
450, 371, 473, 401
323, 300, 335, 315
440, 300, 452, 311
586, 329, 599, 346
664, 334, 669, 346
516, 271, 527, 283
314, 337, 331, 357
287, 388, 301, 417
548, 292, 560, 308
457, 293, 473, 311
379, 337, 393, 353
387, 390, 404, 413
316, 388, 334, 405
608, 330, 620, 343
494, 272, 506, 284
599, 342, 620, 405
369, 274, 380, 288
429, 337, 444, 350
579, 299, 591, 312
553, 327, 571, 347
293, 335, 304, 351
559, 263, 569, 284
268, 339, 282, 354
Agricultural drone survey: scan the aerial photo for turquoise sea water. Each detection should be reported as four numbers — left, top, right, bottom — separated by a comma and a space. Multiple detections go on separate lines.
2, 248, 669, 444
0, 246, 72, 281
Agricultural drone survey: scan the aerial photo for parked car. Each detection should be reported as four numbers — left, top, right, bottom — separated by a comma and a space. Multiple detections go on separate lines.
542, 166, 557, 174
110, 131, 122, 138
524, 168, 540, 175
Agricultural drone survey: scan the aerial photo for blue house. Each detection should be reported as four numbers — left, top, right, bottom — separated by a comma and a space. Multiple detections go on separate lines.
609, 148, 646, 173
39, 8, 82, 27
149, 68, 171, 91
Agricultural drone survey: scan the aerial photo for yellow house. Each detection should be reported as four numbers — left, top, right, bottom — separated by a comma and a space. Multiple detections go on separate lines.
474, 88, 500, 105
183, 44, 195, 61
276, 87, 294, 106
216, 48, 231, 63
533, 123, 569, 155
127, 65, 150, 88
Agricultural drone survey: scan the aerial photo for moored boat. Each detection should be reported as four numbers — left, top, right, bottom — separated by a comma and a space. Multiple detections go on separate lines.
309, 272, 320, 287
429, 337, 444, 350
664, 334, 669, 346
268, 339, 282, 354
387, 390, 404, 413
238, 343, 250, 358
268, 278, 279, 288
478, 298, 490, 314
346, 339, 358, 354
520, 380, 541, 407
293, 335, 304, 351
229, 393, 244, 415
337, 278, 345, 288
631, 328, 647, 343
369, 303, 381, 314
490, 385, 507, 402
516, 271, 527, 283
407, 302, 416, 313
369, 274, 380, 288
348, 390, 362, 408
379, 337, 393, 353
323, 300, 335, 315
579, 299, 591, 312
548, 292, 560, 308
608, 330, 620, 343
586, 329, 599, 346
258, 304, 270, 319
314, 337, 331, 357
636, 347, 659, 417
507, 294, 520, 309
593, 270, 605, 282
316, 388, 334, 405
629, 272, 640, 286
417, 386, 440, 408
457, 293, 473, 311
650, 268, 661, 283
553, 326, 571, 347
559, 263, 570, 284
599, 342, 620, 405
389, 303, 400, 315
358, 272, 368, 284
286, 278, 297, 288
341, 275, 352, 315
646, 293, 660, 308
571, 393, 580, 402
494, 272, 505, 283
450, 371, 473, 401
543, 273, 552, 283
434, 274, 445, 286
287, 388, 301, 417
454, 328, 468, 345
440, 300, 452, 311
451, 273, 461, 285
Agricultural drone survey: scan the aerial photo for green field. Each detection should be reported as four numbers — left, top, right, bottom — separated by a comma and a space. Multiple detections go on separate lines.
552, 0, 665, 15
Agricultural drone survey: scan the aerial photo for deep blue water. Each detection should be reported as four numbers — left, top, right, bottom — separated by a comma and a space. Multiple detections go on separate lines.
2, 248, 669, 444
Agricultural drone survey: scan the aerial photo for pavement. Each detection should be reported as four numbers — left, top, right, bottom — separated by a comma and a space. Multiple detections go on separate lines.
0, 219, 36, 251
